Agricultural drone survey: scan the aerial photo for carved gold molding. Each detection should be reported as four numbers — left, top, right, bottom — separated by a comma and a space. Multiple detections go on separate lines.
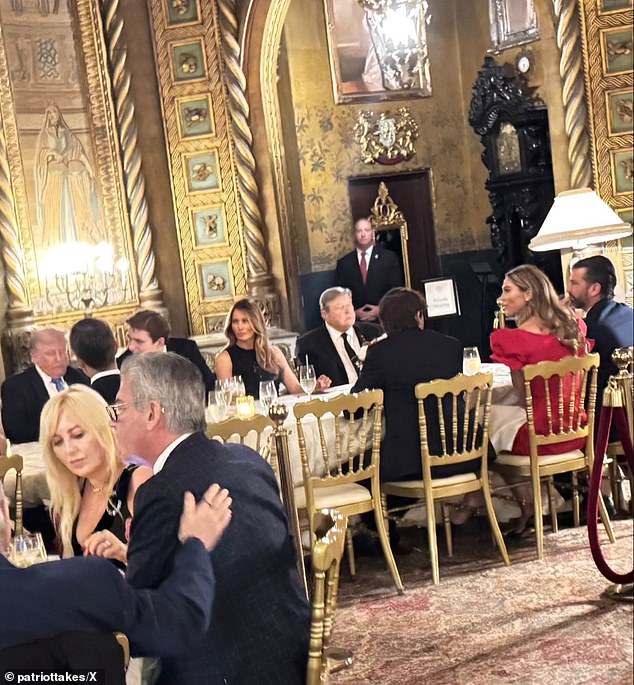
147, 0, 250, 334
101, 0, 164, 309
354, 107, 419, 165
553, 0, 593, 189
578, 0, 633, 209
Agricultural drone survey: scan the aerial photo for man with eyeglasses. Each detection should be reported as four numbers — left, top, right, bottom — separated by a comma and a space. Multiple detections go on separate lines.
113, 352, 309, 685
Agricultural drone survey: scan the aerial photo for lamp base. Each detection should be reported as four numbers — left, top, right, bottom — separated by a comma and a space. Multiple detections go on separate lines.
601, 583, 633, 603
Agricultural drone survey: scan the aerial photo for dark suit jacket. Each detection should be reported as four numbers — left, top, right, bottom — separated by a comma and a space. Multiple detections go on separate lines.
91, 372, 121, 404
126, 433, 309, 685
117, 337, 216, 392
352, 328, 465, 482
335, 246, 403, 310
0, 539, 215, 656
1, 366, 89, 444
296, 323, 380, 386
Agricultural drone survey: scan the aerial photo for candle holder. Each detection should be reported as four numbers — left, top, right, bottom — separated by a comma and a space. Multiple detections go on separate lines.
235, 395, 256, 419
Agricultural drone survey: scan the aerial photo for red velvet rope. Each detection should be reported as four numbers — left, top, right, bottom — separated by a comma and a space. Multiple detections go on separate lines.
588, 405, 633, 584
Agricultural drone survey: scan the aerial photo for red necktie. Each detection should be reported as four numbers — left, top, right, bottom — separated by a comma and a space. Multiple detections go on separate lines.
360, 251, 368, 285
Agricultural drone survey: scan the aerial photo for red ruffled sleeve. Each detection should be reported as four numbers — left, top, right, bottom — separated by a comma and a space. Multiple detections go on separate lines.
489, 328, 527, 370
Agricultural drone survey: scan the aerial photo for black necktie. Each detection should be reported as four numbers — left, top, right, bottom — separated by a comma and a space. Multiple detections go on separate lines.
341, 333, 361, 372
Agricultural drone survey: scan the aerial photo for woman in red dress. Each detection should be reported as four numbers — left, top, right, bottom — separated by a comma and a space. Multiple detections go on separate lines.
489, 264, 590, 529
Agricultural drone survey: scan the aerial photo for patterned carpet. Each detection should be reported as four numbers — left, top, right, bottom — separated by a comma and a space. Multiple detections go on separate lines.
330, 517, 633, 685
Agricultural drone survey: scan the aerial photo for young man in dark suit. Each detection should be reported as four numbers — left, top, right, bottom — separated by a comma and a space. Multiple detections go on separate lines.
335, 216, 403, 322
296, 286, 380, 387
0, 482, 231, 662
1, 328, 88, 444
114, 352, 309, 685
70, 317, 121, 404
117, 309, 216, 392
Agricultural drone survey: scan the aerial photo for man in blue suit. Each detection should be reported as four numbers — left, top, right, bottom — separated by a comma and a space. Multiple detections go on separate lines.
115, 352, 309, 685
0, 483, 231, 657
568, 255, 634, 420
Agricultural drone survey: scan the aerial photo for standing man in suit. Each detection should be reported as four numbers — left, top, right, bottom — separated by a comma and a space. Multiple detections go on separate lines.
335, 216, 403, 322
117, 309, 216, 392
70, 318, 120, 403
114, 352, 309, 685
1, 328, 88, 444
568, 255, 634, 421
296, 287, 380, 387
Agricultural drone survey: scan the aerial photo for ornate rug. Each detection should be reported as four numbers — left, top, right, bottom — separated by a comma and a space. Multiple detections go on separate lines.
330, 518, 633, 684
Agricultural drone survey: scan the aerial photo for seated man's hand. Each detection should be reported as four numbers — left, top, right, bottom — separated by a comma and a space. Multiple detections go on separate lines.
316, 374, 332, 391
178, 483, 232, 551
83, 529, 128, 564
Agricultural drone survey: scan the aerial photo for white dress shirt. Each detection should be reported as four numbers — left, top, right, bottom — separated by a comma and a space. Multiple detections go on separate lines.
91, 368, 121, 384
356, 245, 374, 265
35, 365, 67, 398
325, 322, 361, 384
153, 433, 193, 474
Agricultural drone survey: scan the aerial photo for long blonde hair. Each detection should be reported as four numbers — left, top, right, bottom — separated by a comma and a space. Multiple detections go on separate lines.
40, 385, 122, 558
223, 299, 279, 373
506, 264, 584, 351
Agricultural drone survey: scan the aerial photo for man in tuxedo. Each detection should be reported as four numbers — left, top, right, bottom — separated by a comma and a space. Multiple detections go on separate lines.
1, 328, 88, 444
115, 352, 309, 685
335, 216, 403, 322
70, 318, 120, 403
0, 483, 231, 659
568, 255, 634, 421
117, 309, 216, 392
296, 286, 380, 387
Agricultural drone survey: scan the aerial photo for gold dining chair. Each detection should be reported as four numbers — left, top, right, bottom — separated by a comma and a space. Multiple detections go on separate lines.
206, 414, 277, 473
305, 509, 348, 685
114, 632, 130, 670
381, 372, 509, 585
0, 453, 24, 536
493, 353, 615, 560
293, 389, 403, 594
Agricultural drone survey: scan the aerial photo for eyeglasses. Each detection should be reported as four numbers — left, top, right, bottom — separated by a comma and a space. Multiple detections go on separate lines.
106, 402, 128, 422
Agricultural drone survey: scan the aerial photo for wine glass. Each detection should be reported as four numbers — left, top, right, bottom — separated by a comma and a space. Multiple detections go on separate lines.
463, 347, 481, 376
207, 391, 228, 422
215, 380, 231, 408
8, 532, 47, 567
299, 364, 317, 400
232, 375, 246, 399
259, 380, 278, 414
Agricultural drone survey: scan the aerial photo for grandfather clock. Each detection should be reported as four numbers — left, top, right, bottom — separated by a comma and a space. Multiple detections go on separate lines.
469, 56, 563, 291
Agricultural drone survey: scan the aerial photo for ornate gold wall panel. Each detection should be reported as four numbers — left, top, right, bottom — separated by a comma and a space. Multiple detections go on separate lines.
146, 0, 250, 334
0, 0, 163, 372
579, 0, 633, 210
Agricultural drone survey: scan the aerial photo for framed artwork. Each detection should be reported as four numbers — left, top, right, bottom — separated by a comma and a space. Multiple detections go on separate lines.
488, 0, 539, 53
176, 95, 214, 139
600, 27, 634, 75
606, 89, 633, 136
200, 260, 233, 301
170, 39, 207, 82
611, 150, 634, 195
422, 277, 460, 319
323, 0, 431, 104
599, 0, 633, 13
164, 0, 200, 26
183, 150, 221, 193
191, 205, 227, 247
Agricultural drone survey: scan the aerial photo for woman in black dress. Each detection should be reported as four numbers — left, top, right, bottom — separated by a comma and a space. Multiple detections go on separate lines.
215, 299, 303, 397
40, 385, 152, 564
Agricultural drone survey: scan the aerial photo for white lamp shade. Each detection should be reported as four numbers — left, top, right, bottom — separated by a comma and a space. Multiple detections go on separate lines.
529, 188, 632, 252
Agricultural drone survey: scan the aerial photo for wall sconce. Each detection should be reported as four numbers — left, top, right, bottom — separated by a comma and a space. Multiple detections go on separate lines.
529, 188, 632, 254
41, 241, 129, 316
359, 0, 431, 90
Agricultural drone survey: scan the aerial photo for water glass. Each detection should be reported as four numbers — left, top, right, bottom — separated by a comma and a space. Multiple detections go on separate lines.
215, 380, 232, 407
259, 380, 278, 414
8, 532, 47, 567
232, 375, 246, 399
299, 364, 317, 400
463, 347, 481, 376
207, 391, 228, 422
